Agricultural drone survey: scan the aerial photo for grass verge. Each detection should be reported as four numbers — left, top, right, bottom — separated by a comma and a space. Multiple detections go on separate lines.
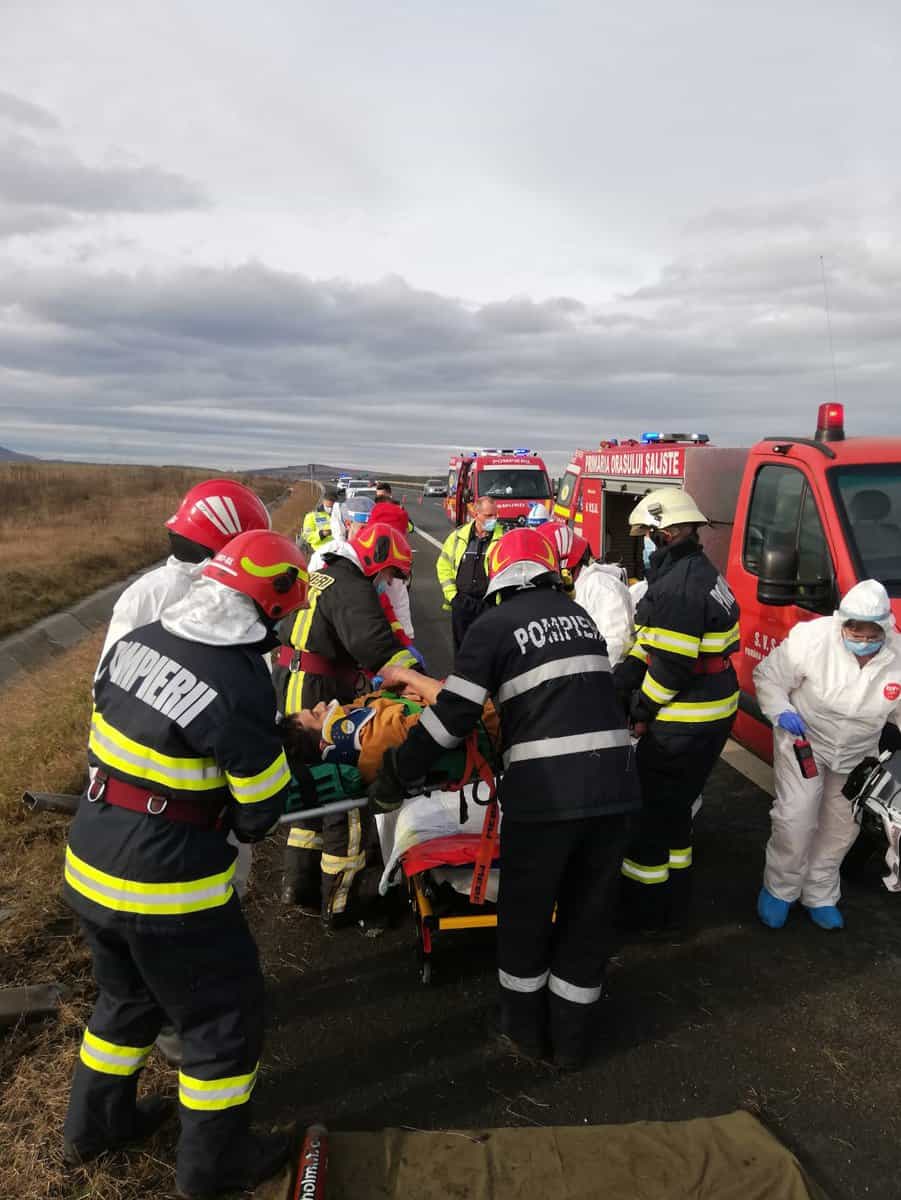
0, 483, 317, 1200
0, 464, 295, 638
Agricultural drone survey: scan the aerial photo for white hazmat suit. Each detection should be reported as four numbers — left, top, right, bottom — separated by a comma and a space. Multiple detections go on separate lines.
754, 580, 901, 909
573, 562, 634, 667
97, 557, 207, 669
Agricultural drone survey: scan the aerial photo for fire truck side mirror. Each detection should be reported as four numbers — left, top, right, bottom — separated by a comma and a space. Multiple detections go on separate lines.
756, 542, 799, 607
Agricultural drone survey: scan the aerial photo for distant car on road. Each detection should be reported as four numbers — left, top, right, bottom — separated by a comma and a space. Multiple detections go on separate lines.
345, 484, 378, 502
345, 478, 374, 497
423, 478, 446, 497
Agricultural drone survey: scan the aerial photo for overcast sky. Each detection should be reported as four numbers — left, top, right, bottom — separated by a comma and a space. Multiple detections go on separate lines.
1, 1, 899, 474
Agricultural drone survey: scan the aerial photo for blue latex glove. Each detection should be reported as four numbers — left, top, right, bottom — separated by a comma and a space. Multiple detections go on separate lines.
777, 710, 807, 737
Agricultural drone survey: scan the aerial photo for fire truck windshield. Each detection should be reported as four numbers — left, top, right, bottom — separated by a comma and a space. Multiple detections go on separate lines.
833, 464, 901, 595
478, 468, 550, 499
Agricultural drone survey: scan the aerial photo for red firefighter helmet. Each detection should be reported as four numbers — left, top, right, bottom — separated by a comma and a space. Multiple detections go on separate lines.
484, 527, 560, 598
203, 530, 308, 619
539, 520, 590, 571
350, 522, 413, 578
166, 479, 271, 554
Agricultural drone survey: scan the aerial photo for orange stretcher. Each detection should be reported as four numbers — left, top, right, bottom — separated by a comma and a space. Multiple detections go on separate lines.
401, 749, 500, 985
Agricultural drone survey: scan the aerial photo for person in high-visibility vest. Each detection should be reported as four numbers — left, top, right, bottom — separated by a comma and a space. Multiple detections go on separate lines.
370, 527, 639, 1070
436, 498, 503, 649
63, 531, 316, 1198
299, 486, 342, 554
279, 523, 420, 918
613, 487, 740, 934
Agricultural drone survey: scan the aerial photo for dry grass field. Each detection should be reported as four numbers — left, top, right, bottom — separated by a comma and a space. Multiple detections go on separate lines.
0, 463, 296, 638
0, 481, 317, 1200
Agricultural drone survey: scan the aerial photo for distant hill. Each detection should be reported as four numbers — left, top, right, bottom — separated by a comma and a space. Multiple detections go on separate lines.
0, 445, 39, 462
251, 463, 377, 480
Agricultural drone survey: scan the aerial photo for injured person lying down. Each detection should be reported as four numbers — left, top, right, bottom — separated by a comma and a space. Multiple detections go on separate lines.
278, 665, 500, 924
280, 665, 499, 785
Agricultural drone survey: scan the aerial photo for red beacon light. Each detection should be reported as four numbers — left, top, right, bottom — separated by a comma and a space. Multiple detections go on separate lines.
815, 402, 845, 443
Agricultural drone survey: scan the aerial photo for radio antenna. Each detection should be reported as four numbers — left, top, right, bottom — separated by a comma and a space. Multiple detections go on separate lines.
819, 254, 839, 404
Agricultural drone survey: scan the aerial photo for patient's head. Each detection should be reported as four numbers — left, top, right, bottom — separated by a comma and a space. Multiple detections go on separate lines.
281, 710, 325, 768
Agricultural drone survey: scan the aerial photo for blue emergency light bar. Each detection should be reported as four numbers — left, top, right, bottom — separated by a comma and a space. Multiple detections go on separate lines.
641, 432, 709, 445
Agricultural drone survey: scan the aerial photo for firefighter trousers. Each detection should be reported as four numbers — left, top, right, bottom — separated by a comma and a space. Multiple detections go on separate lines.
284, 803, 380, 916
620, 722, 732, 929
497, 814, 632, 1064
64, 902, 264, 1195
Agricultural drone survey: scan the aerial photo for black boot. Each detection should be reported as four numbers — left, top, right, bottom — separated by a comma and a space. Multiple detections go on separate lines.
176, 1132, 291, 1199
281, 846, 320, 909
63, 1096, 175, 1167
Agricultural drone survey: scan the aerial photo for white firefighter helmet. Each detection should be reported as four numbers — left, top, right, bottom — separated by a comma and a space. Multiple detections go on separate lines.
628, 487, 708, 535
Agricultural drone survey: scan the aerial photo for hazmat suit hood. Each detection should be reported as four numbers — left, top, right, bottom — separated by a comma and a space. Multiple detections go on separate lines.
835, 579, 896, 636
161, 575, 269, 647
323, 539, 364, 571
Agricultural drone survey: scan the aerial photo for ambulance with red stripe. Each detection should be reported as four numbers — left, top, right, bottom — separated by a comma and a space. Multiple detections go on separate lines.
556, 404, 901, 762
445, 449, 553, 528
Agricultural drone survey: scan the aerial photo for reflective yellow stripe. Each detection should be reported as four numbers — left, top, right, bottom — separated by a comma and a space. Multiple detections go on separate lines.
699, 623, 740, 653
283, 589, 321, 715
669, 846, 693, 870
641, 672, 678, 705
637, 626, 701, 659
321, 851, 367, 875
628, 642, 650, 665
227, 750, 291, 804
90, 711, 225, 793
656, 692, 739, 723
285, 669, 306, 716
80, 1030, 153, 1076
287, 827, 324, 850
65, 846, 234, 916
386, 648, 418, 670
621, 859, 669, 884
179, 1065, 258, 1111
574, 511, 583, 525
553, 504, 570, 518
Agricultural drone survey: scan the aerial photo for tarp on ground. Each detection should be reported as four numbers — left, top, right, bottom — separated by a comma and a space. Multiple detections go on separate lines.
273, 1111, 830, 1200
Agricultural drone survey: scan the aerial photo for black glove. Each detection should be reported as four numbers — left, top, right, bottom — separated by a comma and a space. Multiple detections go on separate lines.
368, 747, 410, 814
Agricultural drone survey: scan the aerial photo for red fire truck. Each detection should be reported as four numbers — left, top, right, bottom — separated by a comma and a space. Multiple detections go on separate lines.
556, 404, 901, 762
445, 449, 553, 527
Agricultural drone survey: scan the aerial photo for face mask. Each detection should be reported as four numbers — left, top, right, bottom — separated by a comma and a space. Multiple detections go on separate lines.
482, 518, 497, 532
842, 636, 884, 658
643, 536, 657, 569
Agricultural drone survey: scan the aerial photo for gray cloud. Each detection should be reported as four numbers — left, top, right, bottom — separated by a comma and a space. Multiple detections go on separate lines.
0, 90, 59, 131
1, 233, 898, 473
0, 133, 206, 215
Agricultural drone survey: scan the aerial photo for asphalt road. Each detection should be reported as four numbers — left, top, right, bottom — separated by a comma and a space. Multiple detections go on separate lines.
251, 496, 901, 1200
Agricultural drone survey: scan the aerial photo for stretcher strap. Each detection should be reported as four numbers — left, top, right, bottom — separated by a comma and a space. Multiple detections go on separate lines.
469, 799, 499, 906
445, 726, 496, 801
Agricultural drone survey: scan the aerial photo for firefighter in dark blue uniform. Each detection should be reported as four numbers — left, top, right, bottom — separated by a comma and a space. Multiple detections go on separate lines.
613, 487, 741, 933
370, 528, 640, 1069
62, 531, 313, 1199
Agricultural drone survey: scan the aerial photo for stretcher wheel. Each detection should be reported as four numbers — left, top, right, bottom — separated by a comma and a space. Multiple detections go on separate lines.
419, 959, 432, 986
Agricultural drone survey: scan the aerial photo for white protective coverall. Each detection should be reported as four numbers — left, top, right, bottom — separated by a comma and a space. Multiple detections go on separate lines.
97, 556, 207, 668
754, 580, 901, 907
573, 562, 634, 667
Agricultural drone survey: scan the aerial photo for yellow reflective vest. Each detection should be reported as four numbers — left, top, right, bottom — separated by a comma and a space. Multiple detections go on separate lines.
436, 521, 503, 603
